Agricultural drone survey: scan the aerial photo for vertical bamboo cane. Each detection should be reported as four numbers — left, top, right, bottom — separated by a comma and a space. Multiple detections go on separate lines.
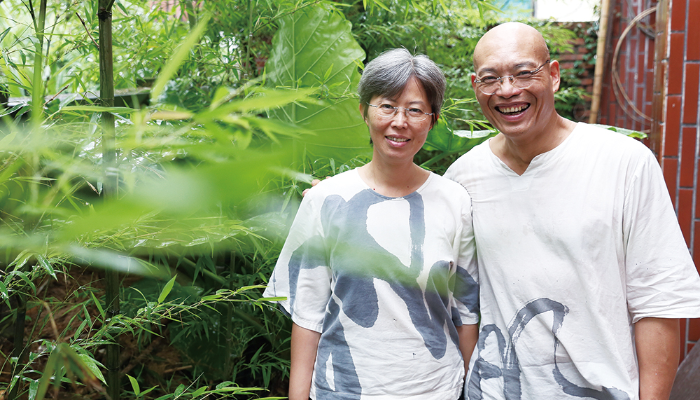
588, 0, 612, 124
650, 0, 668, 159
9, 2, 47, 399
98, 0, 120, 398
30, 0, 47, 128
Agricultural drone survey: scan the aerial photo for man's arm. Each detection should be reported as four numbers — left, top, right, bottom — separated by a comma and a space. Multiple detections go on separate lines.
289, 323, 321, 400
456, 324, 479, 376
635, 317, 680, 400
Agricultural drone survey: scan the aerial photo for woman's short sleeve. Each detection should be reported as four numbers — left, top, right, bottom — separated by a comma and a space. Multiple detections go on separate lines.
263, 190, 333, 332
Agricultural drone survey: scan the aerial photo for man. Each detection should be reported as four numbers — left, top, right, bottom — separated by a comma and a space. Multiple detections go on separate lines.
444, 22, 700, 400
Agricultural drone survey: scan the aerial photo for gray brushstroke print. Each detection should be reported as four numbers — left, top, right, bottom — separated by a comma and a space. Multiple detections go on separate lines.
468, 298, 629, 400
287, 189, 479, 397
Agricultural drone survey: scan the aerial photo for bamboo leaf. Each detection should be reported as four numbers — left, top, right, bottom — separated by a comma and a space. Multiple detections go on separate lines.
90, 291, 105, 321
0, 27, 10, 43
127, 374, 141, 396
36, 255, 57, 280
0, 280, 9, 305
151, 14, 211, 101
61, 105, 137, 113
591, 124, 648, 139
78, 354, 106, 384
158, 275, 177, 304
147, 110, 194, 121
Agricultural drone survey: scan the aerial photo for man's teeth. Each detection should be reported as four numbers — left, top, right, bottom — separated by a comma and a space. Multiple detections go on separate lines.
387, 137, 409, 142
499, 105, 528, 114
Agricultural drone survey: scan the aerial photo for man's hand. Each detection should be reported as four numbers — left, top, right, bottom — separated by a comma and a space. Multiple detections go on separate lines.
635, 317, 680, 400
302, 178, 322, 197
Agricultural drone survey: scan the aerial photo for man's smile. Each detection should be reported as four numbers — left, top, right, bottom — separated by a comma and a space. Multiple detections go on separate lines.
496, 104, 530, 115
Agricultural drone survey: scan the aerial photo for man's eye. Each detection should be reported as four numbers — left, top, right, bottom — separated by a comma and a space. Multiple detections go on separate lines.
516, 70, 535, 78
479, 76, 498, 84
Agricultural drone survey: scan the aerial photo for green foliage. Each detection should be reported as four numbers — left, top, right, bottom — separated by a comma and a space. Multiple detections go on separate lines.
266, 4, 370, 166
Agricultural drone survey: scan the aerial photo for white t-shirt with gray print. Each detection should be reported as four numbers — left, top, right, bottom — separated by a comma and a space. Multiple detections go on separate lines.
264, 168, 479, 400
445, 123, 700, 400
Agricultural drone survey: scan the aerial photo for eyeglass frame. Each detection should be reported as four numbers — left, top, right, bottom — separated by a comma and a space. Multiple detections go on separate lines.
473, 60, 551, 95
366, 103, 435, 122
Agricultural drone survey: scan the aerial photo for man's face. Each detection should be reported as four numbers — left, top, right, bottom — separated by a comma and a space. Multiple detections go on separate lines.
471, 27, 560, 142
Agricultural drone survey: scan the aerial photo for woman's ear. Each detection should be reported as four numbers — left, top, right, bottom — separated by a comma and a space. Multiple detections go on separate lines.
430, 113, 439, 129
359, 103, 368, 125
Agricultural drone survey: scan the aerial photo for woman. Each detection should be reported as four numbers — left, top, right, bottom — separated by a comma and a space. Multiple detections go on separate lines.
263, 48, 479, 400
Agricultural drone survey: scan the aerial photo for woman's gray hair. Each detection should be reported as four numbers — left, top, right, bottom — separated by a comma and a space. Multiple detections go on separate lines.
358, 48, 446, 124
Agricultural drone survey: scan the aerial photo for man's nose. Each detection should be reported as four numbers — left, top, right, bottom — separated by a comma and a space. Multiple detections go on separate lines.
496, 76, 520, 97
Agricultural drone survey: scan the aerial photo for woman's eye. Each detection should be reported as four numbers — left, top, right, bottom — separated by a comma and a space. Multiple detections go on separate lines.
408, 108, 424, 114
379, 104, 395, 109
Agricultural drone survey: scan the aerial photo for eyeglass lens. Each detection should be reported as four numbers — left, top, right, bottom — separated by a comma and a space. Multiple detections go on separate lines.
372, 105, 430, 121
477, 61, 549, 95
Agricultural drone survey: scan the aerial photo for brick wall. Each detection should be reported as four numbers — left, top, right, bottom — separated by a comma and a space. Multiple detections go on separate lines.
597, 0, 700, 361
664, 0, 700, 359
598, 0, 657, 134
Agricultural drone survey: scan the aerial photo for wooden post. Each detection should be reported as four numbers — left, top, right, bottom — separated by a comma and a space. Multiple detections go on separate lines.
650, 0, 668, 160
98, 0, 120, 398
588, 0, 612, 124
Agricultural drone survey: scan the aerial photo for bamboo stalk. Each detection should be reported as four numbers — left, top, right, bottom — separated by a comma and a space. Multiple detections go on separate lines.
8, 293, 27, 400
588, 0, 612, 124
30, 0, 47, 128
9, 2, 47, 398
98, 0, 120, 398
650, 0, 668, 159
225, 253, 236, 378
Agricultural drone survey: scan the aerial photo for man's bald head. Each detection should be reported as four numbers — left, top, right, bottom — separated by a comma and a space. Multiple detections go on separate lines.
473, 23, 550, 68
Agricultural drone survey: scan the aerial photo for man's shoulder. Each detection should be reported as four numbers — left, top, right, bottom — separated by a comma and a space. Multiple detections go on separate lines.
444, 140, 491, 178
429, 172, 471, 197
575, 123, 648, 152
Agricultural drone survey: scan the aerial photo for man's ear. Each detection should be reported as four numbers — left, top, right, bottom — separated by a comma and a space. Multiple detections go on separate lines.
471, 73, 477, 91
549, 60, 561, 93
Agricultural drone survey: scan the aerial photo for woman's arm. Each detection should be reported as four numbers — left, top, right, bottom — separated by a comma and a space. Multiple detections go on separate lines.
456, 324, 479, 376
289, 323, 322, 400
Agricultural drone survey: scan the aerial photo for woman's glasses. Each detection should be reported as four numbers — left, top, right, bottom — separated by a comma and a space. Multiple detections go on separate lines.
474, 60, 550, 95
367, 103, 434, 122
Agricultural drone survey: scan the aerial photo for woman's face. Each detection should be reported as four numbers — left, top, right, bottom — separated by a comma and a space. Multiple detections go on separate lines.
361, 77, 434, 165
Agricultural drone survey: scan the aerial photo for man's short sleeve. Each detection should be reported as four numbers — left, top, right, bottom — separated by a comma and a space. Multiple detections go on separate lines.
624, 150, 700, 323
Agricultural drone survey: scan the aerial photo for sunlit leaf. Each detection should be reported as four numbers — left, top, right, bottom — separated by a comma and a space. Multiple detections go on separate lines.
151, 14, 211, 101
127, 374, 141, 396
266, 4, 370, 164
61, 105, 137, 113
78, 354, 107, 385
158, 275, 177, 304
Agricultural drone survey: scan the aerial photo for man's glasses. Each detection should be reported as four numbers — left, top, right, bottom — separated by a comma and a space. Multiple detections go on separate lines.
474, 60, 550, 95
367, 103, 434, 122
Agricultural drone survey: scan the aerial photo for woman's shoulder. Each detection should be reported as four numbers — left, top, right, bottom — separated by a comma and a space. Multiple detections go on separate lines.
303, 168, 364, 199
